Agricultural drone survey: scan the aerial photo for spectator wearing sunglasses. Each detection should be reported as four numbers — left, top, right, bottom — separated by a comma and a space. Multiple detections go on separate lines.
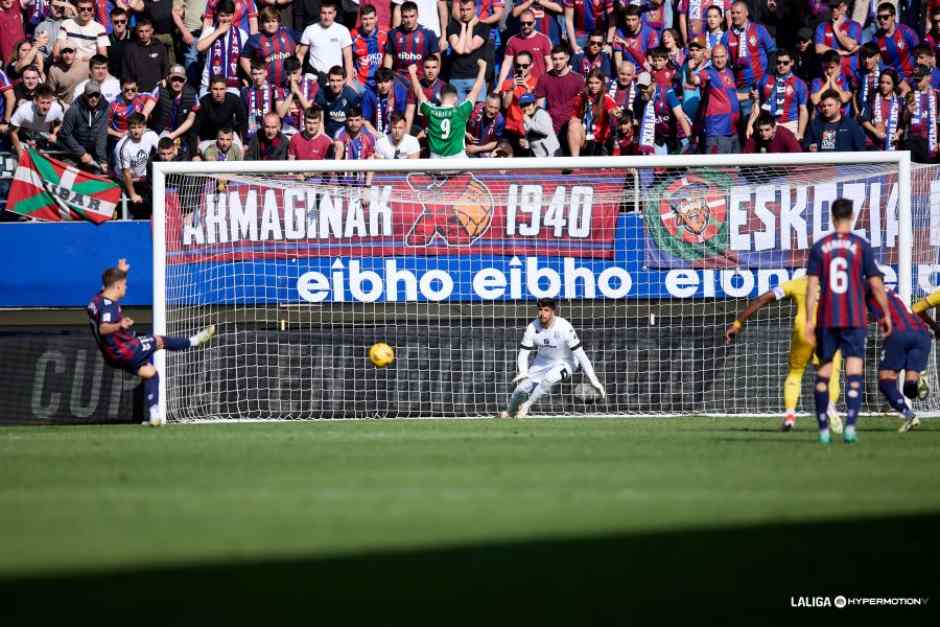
498, 9, 552, 86
873, 1, 919, 81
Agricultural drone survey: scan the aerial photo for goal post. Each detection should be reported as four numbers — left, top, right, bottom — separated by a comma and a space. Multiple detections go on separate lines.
152, 151, 925, 421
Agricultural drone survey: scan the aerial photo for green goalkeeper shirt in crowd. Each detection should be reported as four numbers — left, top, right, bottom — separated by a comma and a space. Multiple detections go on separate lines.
419, 100, 473, 157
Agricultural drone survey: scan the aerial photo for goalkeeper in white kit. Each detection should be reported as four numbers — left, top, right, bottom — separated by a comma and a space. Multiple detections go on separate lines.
500, 298, 606, 418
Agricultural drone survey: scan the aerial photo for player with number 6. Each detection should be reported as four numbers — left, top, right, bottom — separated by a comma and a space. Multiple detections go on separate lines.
805, 198, 891, 444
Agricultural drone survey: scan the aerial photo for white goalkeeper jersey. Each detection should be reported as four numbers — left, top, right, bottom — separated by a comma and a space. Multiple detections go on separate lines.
520, 316, 581, 374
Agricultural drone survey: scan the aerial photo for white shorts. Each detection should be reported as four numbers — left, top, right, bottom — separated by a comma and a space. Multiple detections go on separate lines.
430, 150, 468, 160
514, 362, 575, 394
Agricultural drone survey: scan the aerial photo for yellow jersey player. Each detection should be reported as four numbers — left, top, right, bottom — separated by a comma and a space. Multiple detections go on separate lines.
725, 275, 843, 433
908, 287, 940, 400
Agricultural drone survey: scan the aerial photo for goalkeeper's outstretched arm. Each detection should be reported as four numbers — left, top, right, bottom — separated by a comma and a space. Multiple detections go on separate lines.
724, 290, 777, 344
574, 347, 606, 398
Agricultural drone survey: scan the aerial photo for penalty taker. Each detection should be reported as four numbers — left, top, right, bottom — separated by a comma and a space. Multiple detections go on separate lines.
500, 297, 606, 418
86, 259, 216, 426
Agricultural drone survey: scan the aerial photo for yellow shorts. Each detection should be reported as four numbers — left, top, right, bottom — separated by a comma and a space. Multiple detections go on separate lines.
789, 334, 839, 370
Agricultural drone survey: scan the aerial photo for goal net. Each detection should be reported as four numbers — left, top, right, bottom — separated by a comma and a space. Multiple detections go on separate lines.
152, 153, 940, 421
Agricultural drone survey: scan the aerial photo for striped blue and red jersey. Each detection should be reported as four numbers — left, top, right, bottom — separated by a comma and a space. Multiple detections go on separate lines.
639, 0, 667, 35
564, 0, 614, 40
205, 0, 258, 35
335, 128, 376, 160
722, 21, 776, 89
806, 232, 882, 329
360, 81, 408, 135
242, 28, 297, 88
613, 24, 659, 70
756, 72, 807, 124
876, 24, 920, 80
384, 25, 440, 81
810, 73, 855, 117
467, 102, 505, 146
814, 19, 862, 77
451, 0, 505, 20
86, 293, 140, 364
107, 94, 155, 132
677, 0, 730, 39
351, 26, 388, 87
699, 65, 739, 137
866, 288, 928, 334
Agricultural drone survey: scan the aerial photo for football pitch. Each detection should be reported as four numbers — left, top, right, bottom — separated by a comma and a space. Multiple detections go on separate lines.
2, 416, 939, 621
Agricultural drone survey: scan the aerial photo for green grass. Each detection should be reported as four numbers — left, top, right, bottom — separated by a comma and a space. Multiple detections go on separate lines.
2, 417, 939, 620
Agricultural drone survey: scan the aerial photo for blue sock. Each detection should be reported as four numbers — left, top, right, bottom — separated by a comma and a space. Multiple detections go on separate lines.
879, 378, 913, 418
814, 376, 830, 432
162, 335, 190, 351
846, 374, 864, 428
144, 373, 160, 413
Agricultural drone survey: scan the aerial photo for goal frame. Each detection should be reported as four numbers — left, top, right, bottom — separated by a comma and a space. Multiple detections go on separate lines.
151, 151, 913, 422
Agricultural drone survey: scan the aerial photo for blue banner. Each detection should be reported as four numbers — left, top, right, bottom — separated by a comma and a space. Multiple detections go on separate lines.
2, 216, 939, 307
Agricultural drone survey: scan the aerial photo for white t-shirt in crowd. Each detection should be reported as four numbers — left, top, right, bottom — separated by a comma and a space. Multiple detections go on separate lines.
376, 133, 420, 159
72, 76, 122, 103
115, 130, 160, 179
300, 21, 352, 74
11, 100, 65, 134
56, 18, 109, 61
414, 0, 443, 36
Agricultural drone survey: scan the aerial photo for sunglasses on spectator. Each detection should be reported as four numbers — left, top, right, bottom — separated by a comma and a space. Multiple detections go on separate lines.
776, 59, 792, 65
113, 19, 127, 24
169, 76, 185, 82
124, 87, 138, 92
521, 21, 534, 26
516, 63, 530, 69
78, 6, 94, 12
589, 40, 604, 46
877, 14, 892, 20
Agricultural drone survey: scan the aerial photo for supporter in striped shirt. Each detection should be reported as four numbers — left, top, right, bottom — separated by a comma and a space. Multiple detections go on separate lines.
613, 4, 659, 72
748, 48, 808, 141
690, 43, 740, 153
240, 7, 297, 89
351, 4, 388, 91
874, 2, 919, 80
678, 0, 730, 43
564, 0, 614, 55
814, 0, 861, 78
384, 1, 440, 82
55, 0, 109, 67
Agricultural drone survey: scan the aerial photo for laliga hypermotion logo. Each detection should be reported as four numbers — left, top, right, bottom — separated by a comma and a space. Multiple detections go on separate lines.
404, 172, 495, 247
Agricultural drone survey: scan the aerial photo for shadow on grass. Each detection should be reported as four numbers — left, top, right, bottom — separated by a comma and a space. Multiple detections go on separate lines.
3, 513, 937, 624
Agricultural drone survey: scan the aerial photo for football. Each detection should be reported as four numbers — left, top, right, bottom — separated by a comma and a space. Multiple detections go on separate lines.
368, 342, 395, 368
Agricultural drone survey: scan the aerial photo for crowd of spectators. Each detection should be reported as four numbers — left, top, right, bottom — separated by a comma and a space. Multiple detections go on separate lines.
0, 0, 938, 218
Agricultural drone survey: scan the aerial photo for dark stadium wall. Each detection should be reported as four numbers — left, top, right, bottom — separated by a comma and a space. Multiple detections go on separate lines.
0, 329, 143, 424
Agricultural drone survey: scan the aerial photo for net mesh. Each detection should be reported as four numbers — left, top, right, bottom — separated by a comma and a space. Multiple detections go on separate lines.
157, 158, 940, 420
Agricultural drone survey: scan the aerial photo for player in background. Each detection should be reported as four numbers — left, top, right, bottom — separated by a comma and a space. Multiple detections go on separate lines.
500, 298, 605, 418
866, 286, 932, 433
87, 259, 216, 426
407, 58, 487, 159
805, 198, 891, 444
725, 274, 843, 433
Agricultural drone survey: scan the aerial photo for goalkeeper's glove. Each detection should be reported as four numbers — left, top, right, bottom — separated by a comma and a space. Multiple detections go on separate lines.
590, 379, 607, 399
512, 372, 528, 384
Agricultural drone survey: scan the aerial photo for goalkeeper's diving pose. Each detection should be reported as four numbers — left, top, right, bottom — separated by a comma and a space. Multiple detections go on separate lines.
725, 275, 843, 433
500, 297, 606, 418
86, 259, 216, 426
